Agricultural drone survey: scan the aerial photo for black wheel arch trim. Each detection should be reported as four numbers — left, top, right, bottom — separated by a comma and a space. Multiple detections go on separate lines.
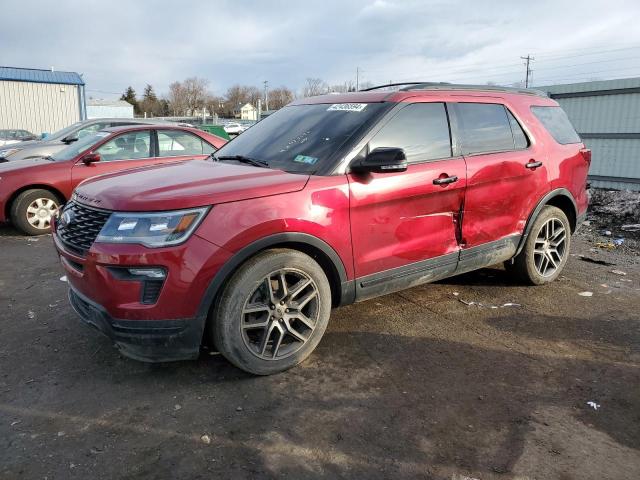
195, 232, 354, 339
515, 188, 577, 256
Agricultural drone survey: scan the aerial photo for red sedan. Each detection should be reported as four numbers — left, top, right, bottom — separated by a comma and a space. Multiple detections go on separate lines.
0, 125, 226, 235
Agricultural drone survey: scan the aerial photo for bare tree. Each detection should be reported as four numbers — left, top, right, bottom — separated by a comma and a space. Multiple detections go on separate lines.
182, 77, 209, 115
328, 80, 356, 93
302, 78, 329, 97
269, 86, 295, 110
168, 81, 187, 115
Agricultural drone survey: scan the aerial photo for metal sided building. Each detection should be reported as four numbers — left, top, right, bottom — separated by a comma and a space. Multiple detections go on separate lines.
86, 99, 134, 119
0, 66, 86, 136
540, 77, 640, 191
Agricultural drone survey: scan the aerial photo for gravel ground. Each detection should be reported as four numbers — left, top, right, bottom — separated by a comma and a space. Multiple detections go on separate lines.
0, 204, 639, 479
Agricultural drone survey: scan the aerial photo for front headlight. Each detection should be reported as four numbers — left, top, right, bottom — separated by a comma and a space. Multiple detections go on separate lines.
96, 207, 209, 247
0, 148, 20, 158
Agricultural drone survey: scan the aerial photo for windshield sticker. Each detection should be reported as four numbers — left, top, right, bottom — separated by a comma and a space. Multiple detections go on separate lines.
327, 103, 368, 112
293, 154, 318, 165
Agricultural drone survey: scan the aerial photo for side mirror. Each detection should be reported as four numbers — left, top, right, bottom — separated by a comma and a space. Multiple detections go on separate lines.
82, 153, 101, 165
62, 135, 78, 144
352, 147, 408, 174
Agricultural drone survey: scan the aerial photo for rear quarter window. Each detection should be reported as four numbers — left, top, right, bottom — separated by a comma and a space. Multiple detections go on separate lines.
531, 106, 581, 144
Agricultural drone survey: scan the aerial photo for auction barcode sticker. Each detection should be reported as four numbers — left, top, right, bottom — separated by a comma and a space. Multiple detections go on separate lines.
327, 103, 368, 112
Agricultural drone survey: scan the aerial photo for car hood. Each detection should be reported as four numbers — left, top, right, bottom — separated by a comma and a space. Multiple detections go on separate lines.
74, 160, 310, 211
0, 156, 56, 172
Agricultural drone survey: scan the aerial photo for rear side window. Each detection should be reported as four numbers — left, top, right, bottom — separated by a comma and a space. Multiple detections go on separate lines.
506, 110, 529, 149
369, 103, 452, 162
157, 130, 214, 157
456, 103, 514, 155
531, 106, 581, 144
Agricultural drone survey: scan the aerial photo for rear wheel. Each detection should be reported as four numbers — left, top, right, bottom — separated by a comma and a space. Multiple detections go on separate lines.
10, 189, 61, 236
212, 249, 332, 375
506, 206, 571, 285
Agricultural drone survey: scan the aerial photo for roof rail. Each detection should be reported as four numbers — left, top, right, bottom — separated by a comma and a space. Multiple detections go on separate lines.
361, 82, 547, 97
359, 82, 430, 91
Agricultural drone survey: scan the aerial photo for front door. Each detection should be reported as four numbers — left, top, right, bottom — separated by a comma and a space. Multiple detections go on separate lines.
347, 102, 466, 300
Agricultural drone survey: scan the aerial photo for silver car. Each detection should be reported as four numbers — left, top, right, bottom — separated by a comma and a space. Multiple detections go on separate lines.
0, 118, 191, 162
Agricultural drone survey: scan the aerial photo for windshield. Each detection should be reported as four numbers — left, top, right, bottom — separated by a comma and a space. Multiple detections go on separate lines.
215, 102, 390, 174
50, 131, 110, 161
46, 122, 83, 141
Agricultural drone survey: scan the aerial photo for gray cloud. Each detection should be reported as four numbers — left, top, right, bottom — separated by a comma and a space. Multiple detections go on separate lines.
2, 0, 640, 98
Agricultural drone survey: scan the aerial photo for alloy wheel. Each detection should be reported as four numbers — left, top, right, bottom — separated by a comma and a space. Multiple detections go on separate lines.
241, 268, 320, 360
26, 198, 58, 230
533, 217, 566, 277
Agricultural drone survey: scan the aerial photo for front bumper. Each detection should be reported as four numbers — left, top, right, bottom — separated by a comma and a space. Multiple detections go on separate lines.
69, 286, 202, 362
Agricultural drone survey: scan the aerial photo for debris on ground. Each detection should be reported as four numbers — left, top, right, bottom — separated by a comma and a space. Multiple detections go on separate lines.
579, 256, 616, 266
611, 270, 627, 276
603, 230, 612, 236
578, 291, 594, 297
200, 434, 211, 445
613, 238, 624, 246
594, 242, 616, 250
622, 224, 640, 232
587, 401, 601, 410
457, 298, 521, 308
59, 276, 67, 282
27, 311, 35, 319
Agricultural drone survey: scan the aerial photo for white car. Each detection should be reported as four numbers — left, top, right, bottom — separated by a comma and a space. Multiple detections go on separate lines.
0, 129, 37, 146
223, 123, 246, 135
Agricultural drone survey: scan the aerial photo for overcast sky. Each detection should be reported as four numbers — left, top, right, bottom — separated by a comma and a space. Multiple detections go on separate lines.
3, 0, 640, 99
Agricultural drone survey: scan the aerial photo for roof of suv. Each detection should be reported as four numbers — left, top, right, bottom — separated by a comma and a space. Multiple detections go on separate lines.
292, 83, 557, 106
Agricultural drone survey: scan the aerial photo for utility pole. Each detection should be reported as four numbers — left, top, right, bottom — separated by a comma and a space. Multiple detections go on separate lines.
263, 80, 269, 111
521, 55, 534, 88
356, 67, 360, 91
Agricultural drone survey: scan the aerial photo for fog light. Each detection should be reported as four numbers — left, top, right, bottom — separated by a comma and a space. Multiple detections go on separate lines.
128, 268, 166, 279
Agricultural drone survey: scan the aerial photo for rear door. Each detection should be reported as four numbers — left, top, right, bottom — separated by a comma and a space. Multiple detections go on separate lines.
348, 102, 466, 299
451, 101, 549, 272
71, 130, 155, 187
154, 129, 216, 163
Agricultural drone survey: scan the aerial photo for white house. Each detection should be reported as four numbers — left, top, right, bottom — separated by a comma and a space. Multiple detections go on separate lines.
240, 103, 258, 121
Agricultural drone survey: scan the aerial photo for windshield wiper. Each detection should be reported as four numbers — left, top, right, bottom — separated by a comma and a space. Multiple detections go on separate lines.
215, 155, 269, 168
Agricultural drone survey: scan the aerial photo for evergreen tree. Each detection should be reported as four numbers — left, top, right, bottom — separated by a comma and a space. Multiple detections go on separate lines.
120, 86, 140, 114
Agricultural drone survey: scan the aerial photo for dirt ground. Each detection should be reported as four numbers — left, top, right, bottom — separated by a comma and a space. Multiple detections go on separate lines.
1, 198, 639, 479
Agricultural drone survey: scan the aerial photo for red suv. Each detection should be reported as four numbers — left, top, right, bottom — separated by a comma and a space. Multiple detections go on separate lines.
0, 125, 226, 235
52, 83, 590, 375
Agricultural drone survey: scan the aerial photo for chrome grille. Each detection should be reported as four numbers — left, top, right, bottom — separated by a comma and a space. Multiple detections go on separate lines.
56, 202, 111, 255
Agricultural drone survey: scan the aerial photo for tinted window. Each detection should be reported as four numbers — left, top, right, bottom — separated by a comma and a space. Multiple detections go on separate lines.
457, 103, 514, 154
531, 106, 581, 144
96, 131, 151, 161
157, 130, 213, 157
369, 103, 451, 162
215, 103, 390, 174
507, 110, 529, 149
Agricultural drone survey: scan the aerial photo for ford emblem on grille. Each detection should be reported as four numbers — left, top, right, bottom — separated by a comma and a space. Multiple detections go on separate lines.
61, 210, 75, 227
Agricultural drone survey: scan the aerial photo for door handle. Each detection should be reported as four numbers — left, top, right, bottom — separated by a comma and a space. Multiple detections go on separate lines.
433, 175, 458, 185
525, 160, 543, 169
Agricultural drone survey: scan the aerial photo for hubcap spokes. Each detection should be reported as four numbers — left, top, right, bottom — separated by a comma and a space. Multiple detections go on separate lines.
533, 218, 566, 277
241, 268, 319, 360
26, 198, 58, 229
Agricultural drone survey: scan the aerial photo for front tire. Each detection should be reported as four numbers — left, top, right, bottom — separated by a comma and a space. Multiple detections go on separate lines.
506, 205, 571, 285
212, 249, 332, 375
10, 189, 61, 236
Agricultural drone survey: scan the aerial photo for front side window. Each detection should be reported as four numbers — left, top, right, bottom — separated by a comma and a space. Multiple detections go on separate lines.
368, 103, 452, 162
531, 106, 581, 144
50, 132, 111, 161
214, 102, 391, 174
96, 131, 151, 161
457, 103, 515, 155
157, 130, 214, 157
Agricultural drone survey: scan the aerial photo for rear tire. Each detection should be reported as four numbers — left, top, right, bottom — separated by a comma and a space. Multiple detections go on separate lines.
212, 249, 332, 375
506, 206, 571, 285
10, 189, 61, 236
